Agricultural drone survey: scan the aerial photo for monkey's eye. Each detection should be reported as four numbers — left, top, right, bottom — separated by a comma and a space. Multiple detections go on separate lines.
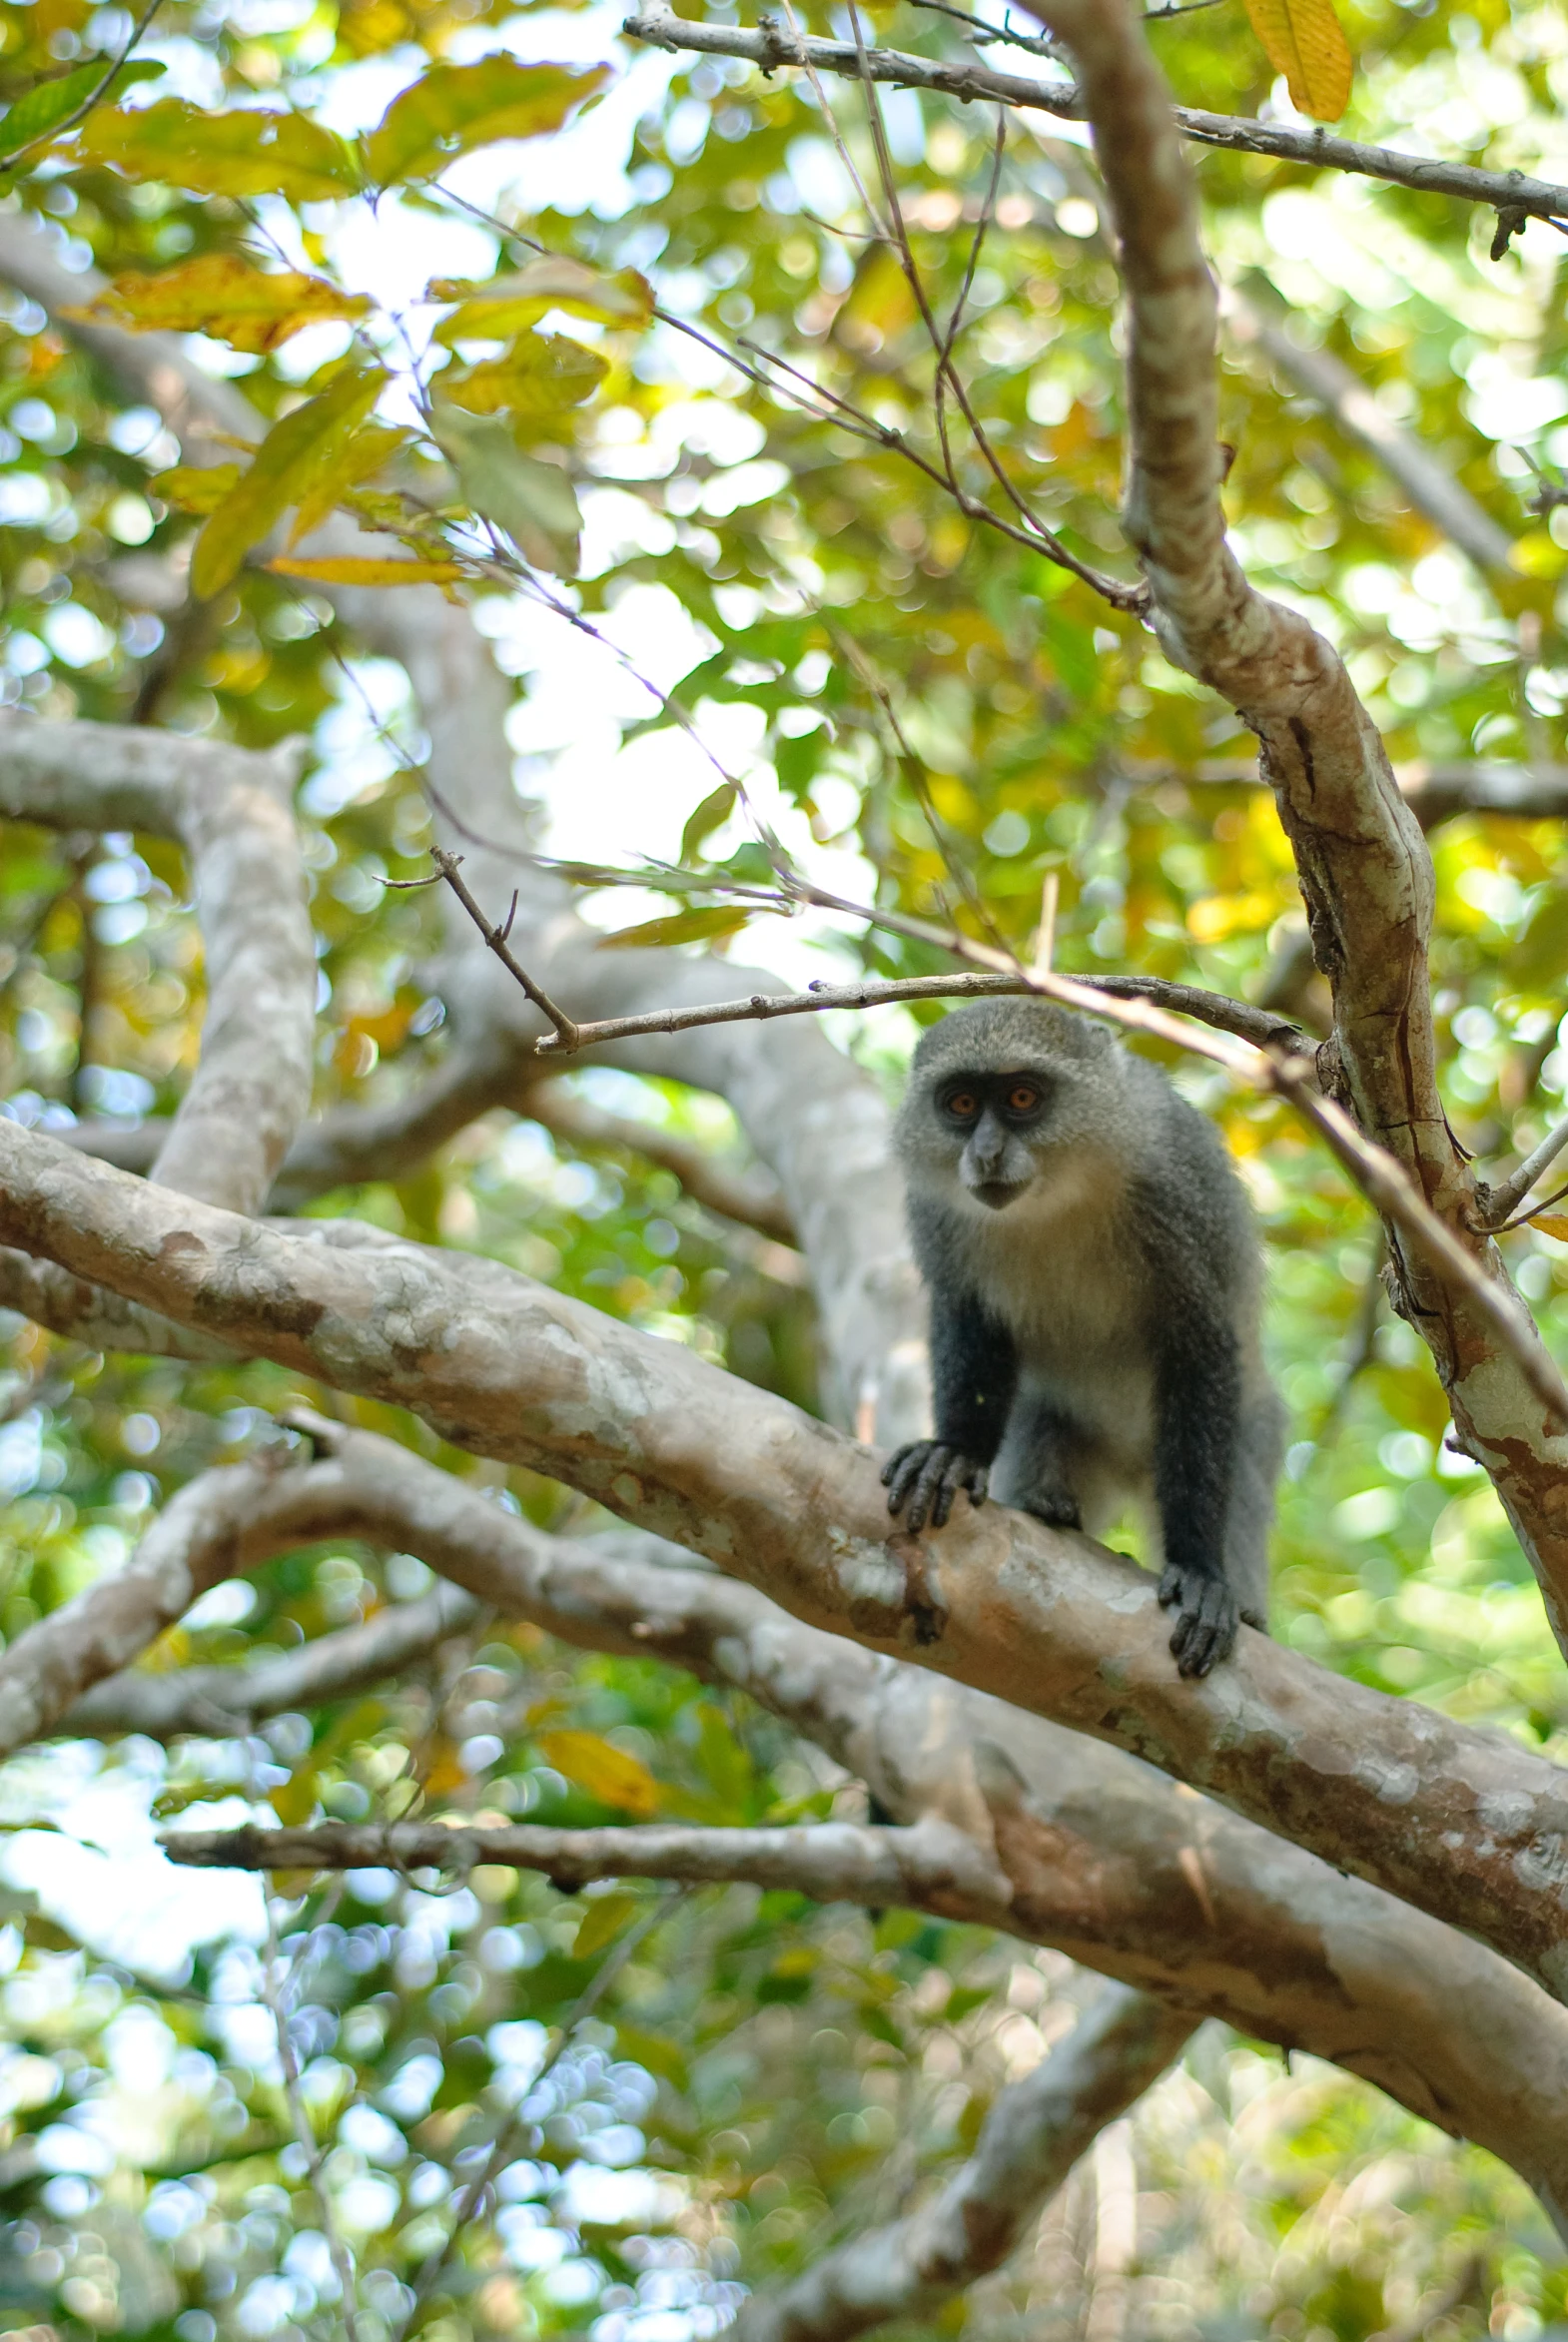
1006, 1083, 1040, 1115
944, 1090, 979, 1121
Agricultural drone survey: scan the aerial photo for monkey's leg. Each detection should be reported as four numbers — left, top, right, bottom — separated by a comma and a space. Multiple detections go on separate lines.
1225, 1387, 1284, 1633
884, 1289, 1016, 1532
989, 1386, 1085, 1531
1152, 1308, 1243, 1678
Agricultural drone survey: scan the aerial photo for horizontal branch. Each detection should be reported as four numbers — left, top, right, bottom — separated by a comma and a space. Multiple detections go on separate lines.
163, 1814, 1011, 1913
620, 5, 1568, 226
737, 1983, 1193, 2342
5, 1129, 1568, 2005
530, 967, 1303, 1057
59, 1582, 480, 1741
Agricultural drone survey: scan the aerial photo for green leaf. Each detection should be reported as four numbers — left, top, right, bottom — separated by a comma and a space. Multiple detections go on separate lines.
436, 332, 607, 422
65, 255, 371, 354
0, 57, 163, 161
594, 904, 754, 951
364, 58, 608, 187
679, 785, 737, 864
431, 254, 654, 342
427, 406, 581, 575
191, 362, 388, 598
573, 1891, 642, 1958
151, 462, 243, 515
75, 98, 361, 200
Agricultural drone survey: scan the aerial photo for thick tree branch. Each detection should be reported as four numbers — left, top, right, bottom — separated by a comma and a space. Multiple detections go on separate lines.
619, 6, 1568, 232
1025, 0, 1568, 1662
735, 1984, 1193, 2342
4, 1131, 1568, 2003
0, 714, 315, 1214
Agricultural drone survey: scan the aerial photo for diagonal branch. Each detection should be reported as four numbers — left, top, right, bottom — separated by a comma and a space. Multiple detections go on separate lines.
4, 1129, 1568, 2003
1222, 285, 1516, 578
735, 1984, 1193, 2342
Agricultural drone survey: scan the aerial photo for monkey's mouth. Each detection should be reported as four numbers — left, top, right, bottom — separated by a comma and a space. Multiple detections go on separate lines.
971, 1180, 1024, 1211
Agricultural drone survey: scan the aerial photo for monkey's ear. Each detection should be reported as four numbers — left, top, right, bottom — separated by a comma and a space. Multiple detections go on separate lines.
1217, 440, 1237, 481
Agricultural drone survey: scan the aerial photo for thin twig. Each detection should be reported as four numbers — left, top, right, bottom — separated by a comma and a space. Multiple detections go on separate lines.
397, 1894, 680, 2336
257, 1887, 367, 2342
1481, 1109, 1568, 1227
528, 966, 1300, 1055
620, 7, 1568, 232
429, 849, 579, 1049
1031, 870, 1060, 981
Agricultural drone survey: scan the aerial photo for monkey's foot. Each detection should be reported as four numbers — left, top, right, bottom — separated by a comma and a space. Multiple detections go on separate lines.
882, 1441, 988, 1533
1022, 1490, 1083, 1531
1157, 1565, 1238, 1679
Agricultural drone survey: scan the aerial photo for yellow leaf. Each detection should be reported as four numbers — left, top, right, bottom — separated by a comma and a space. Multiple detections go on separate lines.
430, 256, 653, 341
436, 332, 607, 421
1243, 0, 1353, 122
595, 904, 753, 951
1528, 1215, 1568, 1242
365, 57, 608, 186
151, 461, 242, 515
538, 1730, 660, 1818
573, 1891, 642, 1957
190, 362, 387, 599
75, 99, 360, 201
65, 256, 371, 355
268, 553, 466, 585
287, 419, 413, 542
268, 1768, 319, 1826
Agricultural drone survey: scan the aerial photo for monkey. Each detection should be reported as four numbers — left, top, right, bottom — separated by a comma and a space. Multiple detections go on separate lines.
882, 999, 1282, 1677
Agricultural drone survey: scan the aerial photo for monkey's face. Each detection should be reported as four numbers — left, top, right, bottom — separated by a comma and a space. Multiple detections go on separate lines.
934, 1070, 1052, 1210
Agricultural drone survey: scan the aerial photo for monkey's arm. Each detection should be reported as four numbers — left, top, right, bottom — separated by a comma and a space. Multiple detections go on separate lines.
1150, 1287, 1244, 1678
883, 1287, 1018, 1533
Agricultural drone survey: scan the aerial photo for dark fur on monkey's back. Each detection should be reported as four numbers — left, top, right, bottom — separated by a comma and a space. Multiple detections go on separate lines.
886, 1000, 1282, 1677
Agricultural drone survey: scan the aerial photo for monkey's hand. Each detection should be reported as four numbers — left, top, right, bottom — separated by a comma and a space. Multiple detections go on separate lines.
882, 1441, 988, 1533
1158, 1564, 1238, 1679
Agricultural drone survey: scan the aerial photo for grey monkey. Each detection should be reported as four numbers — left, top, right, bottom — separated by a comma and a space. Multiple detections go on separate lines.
884, 999, 1281, 1677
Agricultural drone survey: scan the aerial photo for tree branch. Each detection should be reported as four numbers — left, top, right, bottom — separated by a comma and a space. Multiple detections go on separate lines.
4, 1132, 1568, 2004
735, 1984, 1194, 2342
0, 713, 316, 1214
163, 1814, 1012, 1913
1023, 0, 1568, 1665
527, 968, 1303, 1057
619, 5, 1568, 230
7, 1409, 1565, 2219
58, 1582, 479, 1740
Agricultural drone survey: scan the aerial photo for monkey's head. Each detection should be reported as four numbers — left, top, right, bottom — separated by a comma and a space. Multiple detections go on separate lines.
895, 1000, 1122, 1213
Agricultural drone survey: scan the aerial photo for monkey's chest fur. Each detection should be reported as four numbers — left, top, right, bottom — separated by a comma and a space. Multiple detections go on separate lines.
955, 1157, 1158, 1532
